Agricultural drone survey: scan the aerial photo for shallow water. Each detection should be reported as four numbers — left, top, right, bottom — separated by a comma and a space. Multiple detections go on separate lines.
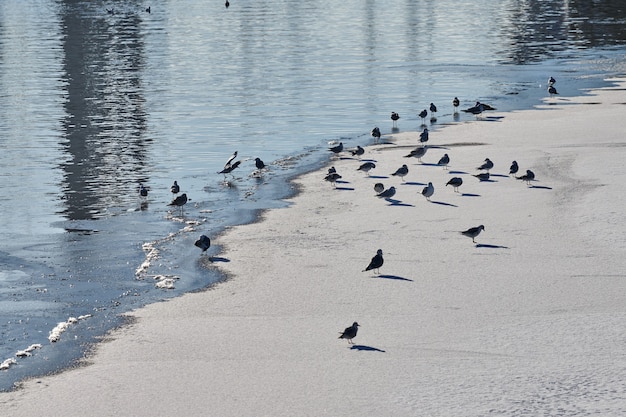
1, 0, 625, 391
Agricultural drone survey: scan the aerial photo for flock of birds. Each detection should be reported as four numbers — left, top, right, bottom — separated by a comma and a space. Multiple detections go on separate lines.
334, 79, 558, 343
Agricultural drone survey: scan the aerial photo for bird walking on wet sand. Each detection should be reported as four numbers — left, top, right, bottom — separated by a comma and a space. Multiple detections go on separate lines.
357, 161, 376, 176
509, 160, 519, 176
169, 193, 188, 214
376, 186, 396, 199
429, 103, 437, 118
419, 128, 429, 144
422, 182, 434, 201
437, 153, 450, 169
453, 97, 460, 113
391, 164, 409, 182
404, 146, 427, 162
170, 181, 180, 195
371, 127, 381, 143
363, 249, 384, 274
329, 142, 343, 156
461, 225, 485, 243
548, 85, 558, 96
391, 112, 400, 128
325, 172, 342, 187
477, 158, 494, 172
517, 169, 535, 185
339, 322, 360, 344
351, 145, 365, 158
194, 235, 211, 253
218, 160, 241, 177
473, 172, 490, 181
418, 109, 428, 124
446, 177, 463, 192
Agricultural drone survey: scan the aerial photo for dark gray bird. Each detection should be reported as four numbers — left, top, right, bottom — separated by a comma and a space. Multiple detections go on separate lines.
139, 184, 148, 198
169, 193, 188, 214
473, 172, 490, 181
362, 249, 384, 274
446, 177, 463, 192
429, 102, 437, 117
548, 85, 558, 96
194, 235, 211, 252
418, 109, 428, 123
325, 172, 342, 187
462, 102, 485, 116
453, 97, 460, 112
357, 161, 376, 176
461, 225, 485, 243
391, 164, 409, 181
404, 146, 427, 161
419, 128, 429, 144
421, 182, 434, 201
351, 146, 365, 158
255, 157, 266, 170
477, 158, 494, 171
509, 160, 519, 176
328, 166, 337, 174
548, 76, 556, 86
339, 322, 360, 344
437, 153, 450, 169
391, 112, 400, 127
329, 142, 343, 155
517, 169, 535, 185
371, 127, 381, 143
376, 186, 396, 199
170, 181, 180, 195
374, 183, 385, 193
218, 160, 241, 176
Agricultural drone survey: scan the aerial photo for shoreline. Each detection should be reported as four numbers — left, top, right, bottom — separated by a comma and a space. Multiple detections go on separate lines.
3, 79, 626, 415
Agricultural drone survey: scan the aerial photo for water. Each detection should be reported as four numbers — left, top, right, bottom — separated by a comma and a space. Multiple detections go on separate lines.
1, 0, 625, 391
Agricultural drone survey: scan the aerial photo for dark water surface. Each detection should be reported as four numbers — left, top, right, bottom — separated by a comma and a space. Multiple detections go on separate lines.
1, 0, 625, 391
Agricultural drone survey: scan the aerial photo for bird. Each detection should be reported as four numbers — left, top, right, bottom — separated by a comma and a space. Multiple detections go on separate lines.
194, 235, 211, 252
225, 151, 238, 167
357, 161, 376, 176
225, 0, 230, 7
477, 158, 494, 171
170, 181, 180, 195
169, 193, 188, 214
391, 112, 400, 127
376, 186, 396, 199
404, 146, 427, 162
453, 97, 460, 113
328, 166, 337, 174
419, 128, 429, 144
329, 142, 343, 156
391, 164, 409, 181
437, 153, 450, 169
218, 160, 241, 177
446, 177, 463, 192
362, 249, 384, 274
371, 127, 381, 143
473, 172, 490, 181
509, 161, 519, 176
517, 169, 535, 185
255, 157, 266, 170
374, 183, 385, 193
418, 109, 428, 123
421, 182, 434, 201
548, 76, 556, 86
338, 322, 360, 344
461, 225, 485, 243
462, 102, 485, 117
429, 103, 437, 119
325, 172, 342, 187
139, 184, 148, 198
350, 146, 365, 158
480, 102, 497, 111
548, 85, 558, 96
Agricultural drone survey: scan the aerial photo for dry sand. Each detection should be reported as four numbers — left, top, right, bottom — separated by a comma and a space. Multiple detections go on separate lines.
3, 80, 626, 416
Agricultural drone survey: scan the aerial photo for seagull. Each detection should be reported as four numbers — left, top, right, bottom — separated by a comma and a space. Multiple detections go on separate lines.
371, 127, 381, 143
462, 102, 484, 116
338, 322, 360, 344
224, 151, 238, 168
418, 109, 428, 123
325, 172, 342, 187
351, 145, 365, 158
391, 164, 409, 182
255, 157, 266, 170
329, 142, 343, 155
473, 172, 490, 181
429, 102, 437, 117
548, 85, 558, 96
391, 112, 400, 127
453, 97, 460, 113
437, 153, 450, 169
169, 193, 188, 214
421, 182, 434, 201
374, 183, 385, 193
376, 186, 396, 199
548, 76, 556, 86
194, 235, 211, 252
362, 249, 384, 274
328, 166, 337, 174
517, 169, 535, 185
218, 160, 241, 177
461, 225, 485, 243
139, 184, 148, 198
404, 146, 427, 162
477, 158, 494, 171
446, 177, 463, 192
419, 128, 429, 144
170, 181, 180, 195
509, 160, 519, 176
357, 161, 376, 176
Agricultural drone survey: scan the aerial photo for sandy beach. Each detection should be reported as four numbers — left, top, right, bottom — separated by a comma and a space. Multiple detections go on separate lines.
3, 80, 626, 416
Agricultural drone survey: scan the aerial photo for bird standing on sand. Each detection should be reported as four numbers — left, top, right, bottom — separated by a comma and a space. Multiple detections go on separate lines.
363, 249, 384, 274
357, 161, 376, 176
329, 142, 343, 156
339, 322, 360, 344
517, 169, 535, 185
446, 177, 463, 192
371, 127, 381, 143
169, 193, 188, 214
194, 235, 211, 252
463, 102, 485, 117
391, 164, 409, 182
391, 112, 400, 128
255, 158, 266, 170
376, 186, 396, 199
325, 172, 342, 187
418, 109, 428, 124
404, 146, 427, 162
477, 158, 494, 172
351, 145, 365, 158
437, 153, 450, 169
422, 182, 434, 201
453, 97, 460, 113
419, 128, 429, 144
509, 161, 519, 176
548, 85, 558, 96
473, 172, 490, 181
461, 225, 485, 243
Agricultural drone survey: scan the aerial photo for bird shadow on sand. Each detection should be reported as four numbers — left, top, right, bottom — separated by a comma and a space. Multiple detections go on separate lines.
480, 116, 505, 122
207, 256, 230, 263
404, 181, 427, 186
374, 274, 414, 282
529, 184, 553, 190
351, 345, 386, 353
461, 193, 481, 197
475, 243, 509, 249
430, 200, 458, 207
368, 175, 389, 179
386, 199, 414, 207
